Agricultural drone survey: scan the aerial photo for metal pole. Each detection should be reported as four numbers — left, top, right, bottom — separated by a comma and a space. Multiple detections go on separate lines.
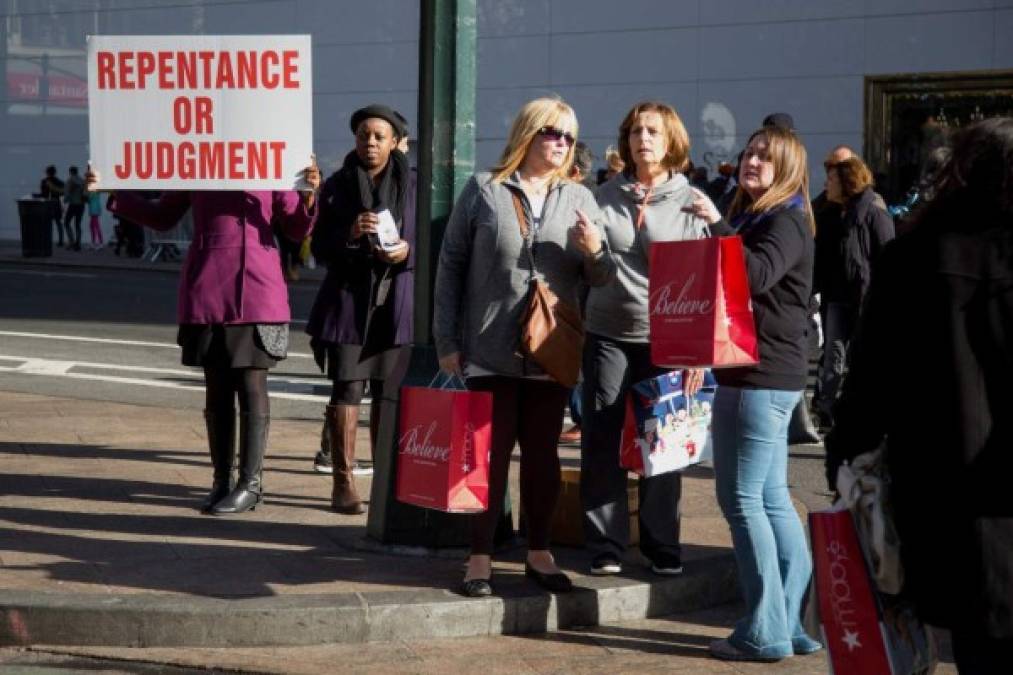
368, 0, 512, 547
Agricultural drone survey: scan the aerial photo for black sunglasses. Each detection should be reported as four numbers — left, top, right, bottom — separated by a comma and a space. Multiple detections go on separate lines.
537, 126, 576, 146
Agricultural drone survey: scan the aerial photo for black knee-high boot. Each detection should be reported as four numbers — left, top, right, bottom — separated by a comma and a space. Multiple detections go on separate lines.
211, 412, 268, 515
201, 408, 236, 513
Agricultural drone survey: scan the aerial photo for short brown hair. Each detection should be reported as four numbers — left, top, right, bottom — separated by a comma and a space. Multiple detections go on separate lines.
832, 156, 874, 200
617, 101, 690, 173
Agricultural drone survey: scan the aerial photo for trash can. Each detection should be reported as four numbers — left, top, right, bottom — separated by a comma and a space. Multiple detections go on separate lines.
17, 198, 53, 257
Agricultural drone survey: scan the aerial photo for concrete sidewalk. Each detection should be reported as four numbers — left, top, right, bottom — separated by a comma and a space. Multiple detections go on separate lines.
0, 389, 749, 649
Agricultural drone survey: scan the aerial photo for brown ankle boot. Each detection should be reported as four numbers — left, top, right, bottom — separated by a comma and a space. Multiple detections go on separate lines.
326, 404, 365, 514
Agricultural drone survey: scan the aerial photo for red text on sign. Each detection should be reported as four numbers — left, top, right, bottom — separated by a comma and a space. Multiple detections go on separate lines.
96, 50, 300, 90
112, 140, 287, 180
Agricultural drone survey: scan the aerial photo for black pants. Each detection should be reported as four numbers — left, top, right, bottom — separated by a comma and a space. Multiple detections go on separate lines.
466, 375, 568, 555
64, 203, 84, 246
48, 201, 68, 244
951, 629, 1013, 675
580, 332, 682, 562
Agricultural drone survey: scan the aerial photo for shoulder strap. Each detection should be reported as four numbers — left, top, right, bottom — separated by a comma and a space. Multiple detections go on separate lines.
510, 190, 529, 238
510, 189, 537, 279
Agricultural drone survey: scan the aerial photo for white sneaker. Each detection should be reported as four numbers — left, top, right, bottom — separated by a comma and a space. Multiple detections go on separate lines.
352, 462, 373, 476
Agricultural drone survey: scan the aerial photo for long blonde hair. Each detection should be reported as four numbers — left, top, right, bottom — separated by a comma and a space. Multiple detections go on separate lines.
728, 127, 815, 233
490, 97, 578, 184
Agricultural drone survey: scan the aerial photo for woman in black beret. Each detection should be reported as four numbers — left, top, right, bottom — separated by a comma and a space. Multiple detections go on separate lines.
306, 104, 416, 514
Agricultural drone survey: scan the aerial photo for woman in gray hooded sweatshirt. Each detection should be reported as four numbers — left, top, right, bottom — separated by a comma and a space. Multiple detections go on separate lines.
434, 97, 615, 598
581, 101, 709, 577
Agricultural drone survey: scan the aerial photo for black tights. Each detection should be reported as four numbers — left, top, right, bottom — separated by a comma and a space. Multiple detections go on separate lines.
329, 378, 384, 406
204, 367, 270, 416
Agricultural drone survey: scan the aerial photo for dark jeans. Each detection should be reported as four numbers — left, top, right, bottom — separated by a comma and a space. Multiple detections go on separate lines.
64, 203, 85, 246
814, 302, 857, 424
580, 332, 682, 563
951, 629, 1013, 675
466, 375, 569, 555
48, 201, 69, 244
568, 379, 583, 427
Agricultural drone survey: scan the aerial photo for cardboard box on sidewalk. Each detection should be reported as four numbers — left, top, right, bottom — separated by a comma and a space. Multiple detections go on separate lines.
526, 468, 639, 547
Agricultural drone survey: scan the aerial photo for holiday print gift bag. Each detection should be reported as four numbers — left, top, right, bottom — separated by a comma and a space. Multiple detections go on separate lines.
396, 374, 492, 513
648, 236, 759, 368
619, 370, 717, 477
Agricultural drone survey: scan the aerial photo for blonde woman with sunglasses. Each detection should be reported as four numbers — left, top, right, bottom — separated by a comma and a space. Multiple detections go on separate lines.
433, 97, 615, 598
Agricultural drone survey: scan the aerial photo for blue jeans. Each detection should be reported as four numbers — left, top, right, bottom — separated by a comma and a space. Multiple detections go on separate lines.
713, 386, 816, 659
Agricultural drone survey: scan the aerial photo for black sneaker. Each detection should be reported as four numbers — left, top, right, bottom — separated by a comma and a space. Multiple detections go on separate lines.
649, 554, 683, 576
590, 554, 622, 576
313, 449, 332, 474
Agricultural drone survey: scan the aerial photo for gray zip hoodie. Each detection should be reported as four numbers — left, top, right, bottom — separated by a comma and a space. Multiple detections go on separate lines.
434, 172, 615, 377
585, 171, 709, 342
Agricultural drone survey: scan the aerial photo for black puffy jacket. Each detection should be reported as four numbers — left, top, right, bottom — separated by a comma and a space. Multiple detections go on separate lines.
815, 187, 894, 307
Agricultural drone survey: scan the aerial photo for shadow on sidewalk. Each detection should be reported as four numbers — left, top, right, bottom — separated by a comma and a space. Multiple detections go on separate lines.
520, 624, 716, 660
0, 500, 462, 599
0, 442, 330, 479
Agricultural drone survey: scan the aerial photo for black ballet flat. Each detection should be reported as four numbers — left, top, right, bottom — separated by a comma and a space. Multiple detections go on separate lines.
525, 563, 573, 593
460, 578, 493, 597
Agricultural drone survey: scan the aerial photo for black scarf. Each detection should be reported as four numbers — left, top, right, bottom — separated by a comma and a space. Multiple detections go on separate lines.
337, 148, 408, 230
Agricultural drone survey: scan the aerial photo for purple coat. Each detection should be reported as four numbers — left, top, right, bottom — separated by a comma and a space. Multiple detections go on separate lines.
306, 168, 415, 346
109, 191, 316, 324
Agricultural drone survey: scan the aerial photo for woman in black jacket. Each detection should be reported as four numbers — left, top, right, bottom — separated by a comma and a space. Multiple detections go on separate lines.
826, 117, 1013, 675
813, 156, 894, 427
306, 104, 415, 515
685, 125, 822, 662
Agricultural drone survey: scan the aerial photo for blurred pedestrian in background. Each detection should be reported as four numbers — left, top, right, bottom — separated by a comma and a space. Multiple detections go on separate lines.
63, 166, 86, 251
811, 155, 894, 428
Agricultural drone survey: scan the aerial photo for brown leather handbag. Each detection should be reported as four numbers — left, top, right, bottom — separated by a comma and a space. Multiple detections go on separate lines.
511, 191, 584, 388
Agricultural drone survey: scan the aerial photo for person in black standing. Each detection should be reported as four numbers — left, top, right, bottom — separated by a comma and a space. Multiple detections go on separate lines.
306, 104, 416, 515
40, 165, 67, 247
812, 155, 894, 428
826, 117, 1013, 675
63, 166, 86, 251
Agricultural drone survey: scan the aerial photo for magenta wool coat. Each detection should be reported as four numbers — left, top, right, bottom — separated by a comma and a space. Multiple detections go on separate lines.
109, 191, 316, 324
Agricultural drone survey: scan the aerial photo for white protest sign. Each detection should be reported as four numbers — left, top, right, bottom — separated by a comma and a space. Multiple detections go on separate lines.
87, 35, 312, 190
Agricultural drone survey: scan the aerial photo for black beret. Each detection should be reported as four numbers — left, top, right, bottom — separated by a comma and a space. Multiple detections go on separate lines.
762, 112, 795, 131
350, 104, 406, 138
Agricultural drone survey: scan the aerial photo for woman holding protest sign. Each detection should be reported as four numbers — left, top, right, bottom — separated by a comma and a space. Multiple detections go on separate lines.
87, 162, 320, 516
305, 104, 416, 516
683, 125, 822, 662
580, 101, 707, 580
433, 97, 614, 597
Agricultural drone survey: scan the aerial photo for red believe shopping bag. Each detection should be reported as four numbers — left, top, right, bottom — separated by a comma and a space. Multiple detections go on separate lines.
648, 237, 759, 368
810, 509, 893, 675
395, 381, 492, 513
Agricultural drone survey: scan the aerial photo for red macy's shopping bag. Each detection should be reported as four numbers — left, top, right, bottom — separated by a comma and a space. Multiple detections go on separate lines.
395, 381, 492, 513
810, 509, 893, 674
648, 237, 759, 368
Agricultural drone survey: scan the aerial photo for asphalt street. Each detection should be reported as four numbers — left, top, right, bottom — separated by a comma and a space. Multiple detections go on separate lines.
0, 263, 328, 421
